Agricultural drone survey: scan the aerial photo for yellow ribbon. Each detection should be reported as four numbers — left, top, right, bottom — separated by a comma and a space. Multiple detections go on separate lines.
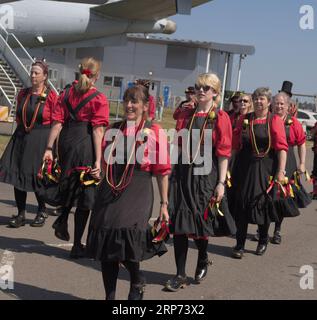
226, 171, 232, 188
209, 202, 224, 217
79, 170, 100, 186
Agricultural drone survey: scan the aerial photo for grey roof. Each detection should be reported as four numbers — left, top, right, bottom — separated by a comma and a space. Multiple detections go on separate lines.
127, 34, 255, 56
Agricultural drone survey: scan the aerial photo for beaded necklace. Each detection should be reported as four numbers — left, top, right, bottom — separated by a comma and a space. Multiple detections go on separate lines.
22, 86, 47, 133
249, 112, 271, 157
105, 119, 145, 193
186, 104, 215, 164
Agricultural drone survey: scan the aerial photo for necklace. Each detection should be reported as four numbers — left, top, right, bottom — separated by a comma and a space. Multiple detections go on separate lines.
105, 119, 145, 193
22, 86, 46, 133
186, 104, 215, 165
249, 113, 271, 157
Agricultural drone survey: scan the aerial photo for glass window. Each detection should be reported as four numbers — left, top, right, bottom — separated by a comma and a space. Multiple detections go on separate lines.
114, 77, 123, 88
297, 111, 310, 119
104, 76, 113, 86
313, 115, 317, 120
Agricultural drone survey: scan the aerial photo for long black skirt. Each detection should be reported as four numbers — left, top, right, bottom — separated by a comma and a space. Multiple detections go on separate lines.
0, 124, 50, 193
285, 146, 311, 209
168, 155, 236, 238
86, 170, 167, 262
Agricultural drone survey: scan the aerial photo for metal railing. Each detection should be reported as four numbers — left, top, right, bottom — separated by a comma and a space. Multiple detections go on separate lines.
0, 64, 17, 104
0, 23, 58, 94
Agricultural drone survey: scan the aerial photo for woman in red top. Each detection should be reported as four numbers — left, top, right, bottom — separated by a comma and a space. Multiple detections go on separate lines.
0, 59, 58, 228
43, 57, 109, 258
271, 92, 311, 243
86, 85, 170, 300
231, 87, 299, 259
165, 73, 236, 292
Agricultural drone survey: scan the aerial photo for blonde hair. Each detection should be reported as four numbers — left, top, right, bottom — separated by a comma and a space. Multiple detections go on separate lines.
75, 57, 101, 94
242, 94, 254, 113
196, 73, 222, 106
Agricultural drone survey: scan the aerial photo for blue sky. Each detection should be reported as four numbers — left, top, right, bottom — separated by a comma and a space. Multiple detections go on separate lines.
171, 0, 317, 97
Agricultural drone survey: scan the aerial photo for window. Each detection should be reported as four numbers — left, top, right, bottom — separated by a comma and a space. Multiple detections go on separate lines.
104, 76, 113, 86
165, 44, 197, 70
114, 77, 123, 88
314, 115, 317, 120
48, 69, 58, 81
297, 111, 310, 120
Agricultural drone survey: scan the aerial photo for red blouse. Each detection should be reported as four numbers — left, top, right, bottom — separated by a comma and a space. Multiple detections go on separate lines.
52, 84, 109, 127
148, 95, 156, 119
173, 101, 195, 132
176, 109, 232, 158
102, 122, 171, 176
287, 116, 306, 146
16, 88, 58, 126
232, 114, 288, 152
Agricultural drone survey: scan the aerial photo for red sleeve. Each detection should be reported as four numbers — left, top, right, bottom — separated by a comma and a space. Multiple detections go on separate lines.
271, 115, 288, 151
145, 124, 171, 176
148, 96, 156, 119
213, 110, 232, 157
91, 94, 109, 127
173, 105, 182, 120
52, 91, 66, 123
42, 90, 59, 125
231, 115, 245, 151
290, 117, 306, 146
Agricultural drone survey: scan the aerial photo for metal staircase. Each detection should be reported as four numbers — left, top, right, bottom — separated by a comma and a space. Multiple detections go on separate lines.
0, 22, 58, 127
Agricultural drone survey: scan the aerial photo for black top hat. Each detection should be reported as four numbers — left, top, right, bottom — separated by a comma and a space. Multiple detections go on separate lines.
185, 86, 195, 94
279, 81, 293, 97
230, 91, 244, 101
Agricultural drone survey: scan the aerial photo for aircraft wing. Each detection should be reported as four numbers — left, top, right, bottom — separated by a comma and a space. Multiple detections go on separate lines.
91, 0, 213, 20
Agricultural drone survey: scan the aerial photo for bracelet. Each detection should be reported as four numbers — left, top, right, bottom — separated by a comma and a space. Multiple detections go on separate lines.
217, 181, 225, 186
278, 169, 286, 175
160, 201, 168, 206
46, 147, 53, 151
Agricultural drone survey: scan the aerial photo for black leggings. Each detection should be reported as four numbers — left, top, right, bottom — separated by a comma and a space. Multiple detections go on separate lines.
56, 206, 90, 246
101, 260, 142, 300
173, 234, 208, 277
14, 187, 46, 214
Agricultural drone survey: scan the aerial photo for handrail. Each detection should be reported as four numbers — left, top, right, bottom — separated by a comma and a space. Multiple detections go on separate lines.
0, 22, 58, 94
0, 64, 17, 104
0, 86, 13, 109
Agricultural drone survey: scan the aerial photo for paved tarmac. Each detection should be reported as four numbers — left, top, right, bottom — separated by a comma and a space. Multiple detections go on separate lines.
0, 150, 316, 300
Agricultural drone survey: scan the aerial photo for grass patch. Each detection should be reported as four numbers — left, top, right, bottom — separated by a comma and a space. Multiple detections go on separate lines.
0, 135, 10, 157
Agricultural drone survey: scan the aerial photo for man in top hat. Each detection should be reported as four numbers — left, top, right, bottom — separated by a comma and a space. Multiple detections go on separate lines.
173, 86, 196, 131
280, 80, 297, 117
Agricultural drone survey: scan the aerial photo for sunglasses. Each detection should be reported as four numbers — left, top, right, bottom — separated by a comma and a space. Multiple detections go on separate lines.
240, 99, 250, 103
195, 84, 213, 92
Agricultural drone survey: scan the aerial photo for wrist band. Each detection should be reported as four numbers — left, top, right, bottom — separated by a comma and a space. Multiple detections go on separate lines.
160, 201, 168, 206
217, 181, 225, 186
46, 147, 53, 151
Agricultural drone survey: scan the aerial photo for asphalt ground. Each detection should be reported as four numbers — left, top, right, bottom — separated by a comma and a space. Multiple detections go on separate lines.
0, 150, 316, 301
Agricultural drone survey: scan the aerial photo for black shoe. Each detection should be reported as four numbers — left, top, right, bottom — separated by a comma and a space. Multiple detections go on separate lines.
195, 258, 212, 283
312, 193, 317, 200
30, 212, 48, 227
165, 275, 189, 292
255, 243, 268, 256
8, 214, 25, 228
70, 244, 86, 259
52, 217, 70, 241
128, 281, 146, 300
50, 207, 62, 216
271, 231, 282, 245
232, 246, 244, 259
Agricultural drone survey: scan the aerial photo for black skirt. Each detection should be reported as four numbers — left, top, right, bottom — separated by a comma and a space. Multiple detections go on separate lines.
168, 157, 236, 238
86, 169, 167, 262
285, 146, 311, 209
0, 124, 51, 193
57, 121, 97, 210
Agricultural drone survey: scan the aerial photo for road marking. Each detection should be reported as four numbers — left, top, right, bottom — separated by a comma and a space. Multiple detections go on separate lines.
21, 243, 74, 249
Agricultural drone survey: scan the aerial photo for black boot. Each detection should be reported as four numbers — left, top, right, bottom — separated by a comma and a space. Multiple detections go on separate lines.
52, 215, 70, 241
271, 230, 282, 244
70, 244, 86, 259
165, 275, 189, 292
8, 212, 26, 228
30, 211, 48, 227
195, 257, 212, 283
128, 282, 146, 300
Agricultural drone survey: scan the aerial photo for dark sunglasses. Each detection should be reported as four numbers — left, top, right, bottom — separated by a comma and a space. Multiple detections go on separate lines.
240, 99, 250, 103
195, 84, 212, 92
